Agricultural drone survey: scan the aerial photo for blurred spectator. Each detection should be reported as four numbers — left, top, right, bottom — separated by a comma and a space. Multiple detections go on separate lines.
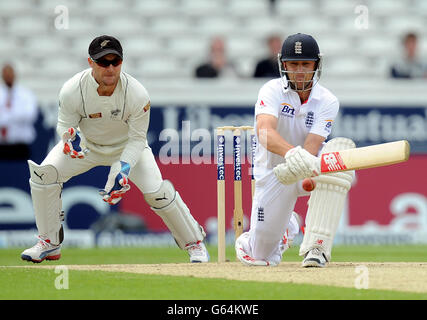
253, 34, 282, 78
0, 63, 38, 160
268, 0, 278, 15
390, 32, 427, 79
195, 37, 238, 78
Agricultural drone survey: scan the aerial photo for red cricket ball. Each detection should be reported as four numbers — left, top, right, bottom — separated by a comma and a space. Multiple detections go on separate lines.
302, 178, 316, 192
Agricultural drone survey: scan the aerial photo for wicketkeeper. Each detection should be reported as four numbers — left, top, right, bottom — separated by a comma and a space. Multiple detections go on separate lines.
235, 33, 355, 267
21, 35, 209, 263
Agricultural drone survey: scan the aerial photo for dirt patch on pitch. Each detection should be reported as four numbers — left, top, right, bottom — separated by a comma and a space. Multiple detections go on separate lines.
28, 262, 427, 294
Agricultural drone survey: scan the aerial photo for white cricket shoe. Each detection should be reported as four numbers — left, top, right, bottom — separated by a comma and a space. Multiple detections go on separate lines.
21, 237, 61, 263
185, 241, 210, 263
302, 247, 328, 268
235, 234, 276, 266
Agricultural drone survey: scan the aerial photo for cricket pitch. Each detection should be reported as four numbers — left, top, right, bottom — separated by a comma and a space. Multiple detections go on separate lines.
27, 262, 427, 293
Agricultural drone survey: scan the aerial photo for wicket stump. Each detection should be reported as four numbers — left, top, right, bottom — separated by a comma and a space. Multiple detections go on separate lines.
216, 126, 256, 263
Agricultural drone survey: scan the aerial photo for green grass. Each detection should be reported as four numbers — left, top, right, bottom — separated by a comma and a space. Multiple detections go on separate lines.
319, 245, 427, 262
0, 246, 193, 266
1, 245, 427, 300
2, 245, 427, 266
0, 268, 425, 300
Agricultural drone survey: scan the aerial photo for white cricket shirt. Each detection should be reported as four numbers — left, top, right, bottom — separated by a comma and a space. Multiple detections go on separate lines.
253, 78, 339, 178
57, 68, 151, 167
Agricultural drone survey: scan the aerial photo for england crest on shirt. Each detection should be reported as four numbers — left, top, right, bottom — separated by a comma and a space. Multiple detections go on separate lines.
305, 111, 314, 128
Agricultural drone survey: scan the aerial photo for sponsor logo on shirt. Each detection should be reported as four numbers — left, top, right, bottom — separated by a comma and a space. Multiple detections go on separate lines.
280, 103, 295, 118
110, 108, 121, 120
89, 112, 102, 119
259, 100, 266, 107
325, 120, 333, 133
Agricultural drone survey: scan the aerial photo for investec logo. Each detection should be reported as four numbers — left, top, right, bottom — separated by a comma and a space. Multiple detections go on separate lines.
233, 136, 242, 181
281, 103, 295, 118
217, 135, 225, 180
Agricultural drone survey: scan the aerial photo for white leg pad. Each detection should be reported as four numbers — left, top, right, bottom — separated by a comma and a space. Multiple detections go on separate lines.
28, 160, 64, 245
144, 180, 205, 249
299, 138, 355, 261
28, 160, 58, 185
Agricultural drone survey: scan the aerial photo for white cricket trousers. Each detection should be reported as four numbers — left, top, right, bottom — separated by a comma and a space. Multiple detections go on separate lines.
246, 169, 309, 265
42, 141, 163, 194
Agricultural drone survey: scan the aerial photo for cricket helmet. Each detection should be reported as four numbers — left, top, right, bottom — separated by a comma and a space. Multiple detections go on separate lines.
277, 33, 323, 92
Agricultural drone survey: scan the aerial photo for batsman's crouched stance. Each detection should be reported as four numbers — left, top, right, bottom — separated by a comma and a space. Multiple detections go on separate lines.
235, 33, 354, 268
21, 35, 209, 263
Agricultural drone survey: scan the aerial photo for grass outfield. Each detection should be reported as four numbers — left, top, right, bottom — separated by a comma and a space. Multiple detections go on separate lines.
0, 245, 427, 300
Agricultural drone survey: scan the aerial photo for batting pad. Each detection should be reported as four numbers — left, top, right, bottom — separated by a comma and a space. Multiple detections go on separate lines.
299, 138, 355, 261
28, 160, 64, 245
144, 180, 205, 249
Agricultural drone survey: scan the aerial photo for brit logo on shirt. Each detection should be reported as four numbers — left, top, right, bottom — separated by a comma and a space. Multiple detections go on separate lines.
305, 111, 314, 128
280, 103, 295, 118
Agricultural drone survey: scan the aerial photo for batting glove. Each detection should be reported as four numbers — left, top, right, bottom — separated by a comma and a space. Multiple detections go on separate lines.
62, 128, 88, 159
274, 146, 320, 185
99, 161, 131, 205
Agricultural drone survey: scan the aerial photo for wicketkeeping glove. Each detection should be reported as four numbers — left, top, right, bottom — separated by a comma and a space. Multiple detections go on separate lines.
99, 161, 131, 205
62, 127, 88, 159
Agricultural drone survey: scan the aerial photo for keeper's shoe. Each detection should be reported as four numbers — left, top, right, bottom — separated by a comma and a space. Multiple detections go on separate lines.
185, 241, 210, 263
302, 247, 328, 268
21, 237, 61, 263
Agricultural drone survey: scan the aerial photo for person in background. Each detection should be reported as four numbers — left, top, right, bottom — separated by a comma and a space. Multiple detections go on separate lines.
195, 37, 238, 78
253, 35, 282, 78
390, 32, 427, 78
0, 63, 38, 160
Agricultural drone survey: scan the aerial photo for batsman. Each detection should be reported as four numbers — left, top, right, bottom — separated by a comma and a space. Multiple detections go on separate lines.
235, 33, 355, 267
21, 35, 209, 263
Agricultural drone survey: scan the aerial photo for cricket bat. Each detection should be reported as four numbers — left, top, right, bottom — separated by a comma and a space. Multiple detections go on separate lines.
320, 140, 410, 173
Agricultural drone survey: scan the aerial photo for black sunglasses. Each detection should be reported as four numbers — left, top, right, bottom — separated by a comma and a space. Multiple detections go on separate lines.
93, 57, 122, 68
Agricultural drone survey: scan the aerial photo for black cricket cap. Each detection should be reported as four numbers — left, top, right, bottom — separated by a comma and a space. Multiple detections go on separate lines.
88, 35, 123, 60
